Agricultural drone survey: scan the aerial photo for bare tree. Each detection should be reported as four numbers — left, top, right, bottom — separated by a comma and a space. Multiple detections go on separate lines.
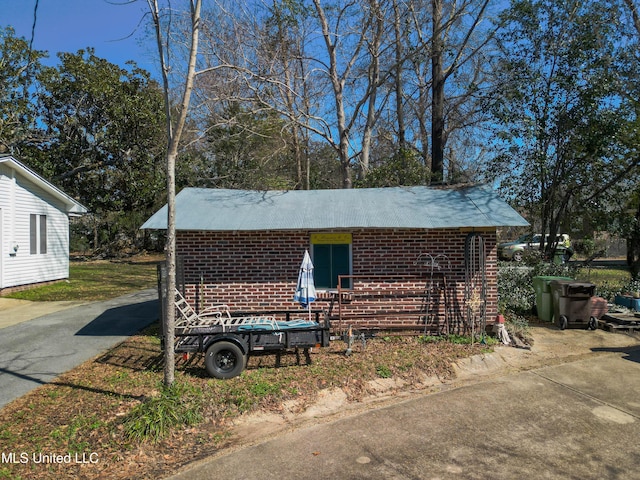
311, 0, 370, 187
195, 0, 393, 189
147, 0, 202, 387
407, 0, 495, 184
392, 0, 407, 150
183, 0, 499, 189
358, 0, 387, 178
262, 0, 314, 189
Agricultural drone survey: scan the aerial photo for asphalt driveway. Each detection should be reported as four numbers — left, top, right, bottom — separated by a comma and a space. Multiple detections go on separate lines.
0, 288, 158, 408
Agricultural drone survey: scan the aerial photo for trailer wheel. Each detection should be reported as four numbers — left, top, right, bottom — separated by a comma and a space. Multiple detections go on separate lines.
558, 315, 568, 330
205, 342, 246, 379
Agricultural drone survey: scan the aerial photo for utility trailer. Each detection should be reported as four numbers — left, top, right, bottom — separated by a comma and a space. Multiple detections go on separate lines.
166, 290, 330, 379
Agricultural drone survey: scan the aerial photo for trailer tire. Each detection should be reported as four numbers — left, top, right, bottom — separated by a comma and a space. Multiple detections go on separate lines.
205, 341, 246, 379
558, 315, 568, 331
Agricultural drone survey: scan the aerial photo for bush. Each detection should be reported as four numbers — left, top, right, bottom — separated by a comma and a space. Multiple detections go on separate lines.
572, 238, 597, 256
497, 263, 536, 314
123, 381, 203, 443
616, 278, 640, 299
497, 260, 580, 315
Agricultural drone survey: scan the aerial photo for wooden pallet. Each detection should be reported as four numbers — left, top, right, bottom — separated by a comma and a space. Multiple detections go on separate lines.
598, 314, 640, 332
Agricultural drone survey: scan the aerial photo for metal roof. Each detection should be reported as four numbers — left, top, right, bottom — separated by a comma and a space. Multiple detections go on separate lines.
0, 155, 88, 214
141, 185, 528, 231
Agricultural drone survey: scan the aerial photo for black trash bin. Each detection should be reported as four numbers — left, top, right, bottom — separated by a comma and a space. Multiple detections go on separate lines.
550, 280, 597, 330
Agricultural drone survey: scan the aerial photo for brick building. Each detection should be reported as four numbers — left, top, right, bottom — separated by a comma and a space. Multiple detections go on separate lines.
142, 185, 528, 334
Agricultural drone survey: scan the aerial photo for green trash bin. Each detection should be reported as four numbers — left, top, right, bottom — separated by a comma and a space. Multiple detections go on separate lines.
532, 276, 573, 322
553, 249, 565, 265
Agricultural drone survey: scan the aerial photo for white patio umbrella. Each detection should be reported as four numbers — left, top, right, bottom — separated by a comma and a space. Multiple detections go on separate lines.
293, 250, 316, 321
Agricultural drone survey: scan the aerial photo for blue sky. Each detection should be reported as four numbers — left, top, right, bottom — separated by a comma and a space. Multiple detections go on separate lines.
1, 0, 158, 74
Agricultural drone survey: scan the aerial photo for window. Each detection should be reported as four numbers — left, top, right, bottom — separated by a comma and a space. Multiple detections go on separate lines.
311, 233, 351, 289
30, 214, 47, 255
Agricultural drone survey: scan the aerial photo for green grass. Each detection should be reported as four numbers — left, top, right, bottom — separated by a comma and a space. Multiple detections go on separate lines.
375, 364, 393, 378
575, 265, 630, 286
5, 257, 161, 302
574, 265, 632, 300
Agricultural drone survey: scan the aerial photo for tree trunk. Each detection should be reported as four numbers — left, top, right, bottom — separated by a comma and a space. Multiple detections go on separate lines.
431, 0, 445, 184
149, 0, 202, 387
360, 0, 383, 180
629, 200, 640, 277
339, 133, 352, 188
164, 151, 177, 386
394, 0, 406, 150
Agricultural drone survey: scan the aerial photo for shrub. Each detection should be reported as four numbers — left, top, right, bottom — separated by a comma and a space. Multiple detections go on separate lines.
617, 278, 640, 299
497, 263, 536, 314
497, 260, 580, 315
572, 238, 597, 256
375, 365, 392, 378
123, 381, 203, 443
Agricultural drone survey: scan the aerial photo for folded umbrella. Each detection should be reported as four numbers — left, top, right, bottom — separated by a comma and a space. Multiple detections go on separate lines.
294, 250, 316, 320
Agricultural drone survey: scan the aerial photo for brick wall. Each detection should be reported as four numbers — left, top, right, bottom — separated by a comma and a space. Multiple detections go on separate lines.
176, 228, 498, 333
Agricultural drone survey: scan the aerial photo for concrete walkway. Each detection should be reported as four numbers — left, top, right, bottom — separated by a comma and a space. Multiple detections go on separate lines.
0, 297, 87, 329
0, 289, 158, 408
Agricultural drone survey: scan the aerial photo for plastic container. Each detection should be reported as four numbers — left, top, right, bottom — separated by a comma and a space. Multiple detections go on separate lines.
614, 295, 640, 311
532, 276, 573, 322
550, 280, 597, 330
590, 297, 608, 320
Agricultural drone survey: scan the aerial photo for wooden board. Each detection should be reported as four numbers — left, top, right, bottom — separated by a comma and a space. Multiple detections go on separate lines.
598, 313, 640, 332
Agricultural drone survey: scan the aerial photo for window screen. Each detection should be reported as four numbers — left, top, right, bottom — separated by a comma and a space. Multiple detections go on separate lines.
39, 215, 47, 254
29, 214, 47, 254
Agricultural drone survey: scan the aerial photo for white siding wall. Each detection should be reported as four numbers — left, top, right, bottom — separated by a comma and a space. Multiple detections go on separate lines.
0, 163, 70, 289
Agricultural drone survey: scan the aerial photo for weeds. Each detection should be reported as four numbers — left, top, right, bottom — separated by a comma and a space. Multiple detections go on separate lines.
50, 415, 105, 453
417, 335, 440, 344
122, 381, 203, 443
0, 467, 21, 480
249, 381, 280, 397
417, 334, 497, 346
505, 313, 532, 343
375, 365, 392, 378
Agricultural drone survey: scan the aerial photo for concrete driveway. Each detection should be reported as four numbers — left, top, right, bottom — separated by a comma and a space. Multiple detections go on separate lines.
0, 288, 158, 408
167, 329, 640, 480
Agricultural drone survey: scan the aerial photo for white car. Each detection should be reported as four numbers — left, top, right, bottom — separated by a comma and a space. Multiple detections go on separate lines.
498, 233, 570, 262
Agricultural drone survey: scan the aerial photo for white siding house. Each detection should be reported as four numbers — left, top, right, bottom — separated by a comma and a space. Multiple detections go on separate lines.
0, 155, 87, 291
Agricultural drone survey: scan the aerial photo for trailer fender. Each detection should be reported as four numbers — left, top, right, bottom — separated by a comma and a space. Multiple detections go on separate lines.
203, 335, 249, 356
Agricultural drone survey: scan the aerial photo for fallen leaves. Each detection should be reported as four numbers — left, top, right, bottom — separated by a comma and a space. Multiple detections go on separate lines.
0, 329, 489, 480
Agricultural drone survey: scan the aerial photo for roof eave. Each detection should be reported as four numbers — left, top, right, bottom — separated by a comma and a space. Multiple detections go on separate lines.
1, 156, 88, 214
